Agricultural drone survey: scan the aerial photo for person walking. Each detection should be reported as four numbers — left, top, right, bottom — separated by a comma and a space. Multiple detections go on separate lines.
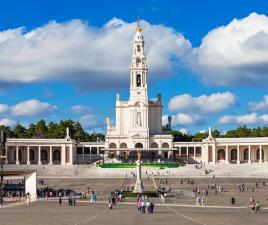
231, 197, 235, 206
256, 201, 260, 213
141, 201, 146, 214
26, 192, 31, 207
137, 199, 141, 212
59, 196, 62, 206
146, 201, 151, 213
73, 197, 76, 206
108, 198, 113, 209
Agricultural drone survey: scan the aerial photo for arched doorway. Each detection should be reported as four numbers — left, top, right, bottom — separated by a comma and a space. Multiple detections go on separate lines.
41, 150, 48, 161
135, 143, 143, 149
256, 148, 264, 160
162, 143, 169, 148
217, 149, 225, 161
231, 149, 237, 161
151, 142, 158, 148
53, 150, 61, 164
109, 143, 117, 149
120, 143, 127, 149
243, 149, 249, 161
30, 149, 35, 161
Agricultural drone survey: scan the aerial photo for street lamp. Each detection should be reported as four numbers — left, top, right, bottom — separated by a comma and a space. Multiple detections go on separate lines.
0, 130, 7, 208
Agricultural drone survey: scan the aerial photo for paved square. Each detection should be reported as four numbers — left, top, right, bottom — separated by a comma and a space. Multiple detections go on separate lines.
1, 200, 268, 225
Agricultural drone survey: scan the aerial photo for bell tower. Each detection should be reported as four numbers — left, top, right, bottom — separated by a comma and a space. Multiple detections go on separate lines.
129, 21, 148, 104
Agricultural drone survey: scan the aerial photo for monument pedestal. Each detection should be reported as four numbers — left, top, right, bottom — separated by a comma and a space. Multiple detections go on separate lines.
132, 160, 144, 193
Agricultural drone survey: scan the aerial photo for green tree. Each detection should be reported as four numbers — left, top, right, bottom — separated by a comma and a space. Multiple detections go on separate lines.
13, 124, 27, 138
35, 119, 47, 138
27, 123, 36, 138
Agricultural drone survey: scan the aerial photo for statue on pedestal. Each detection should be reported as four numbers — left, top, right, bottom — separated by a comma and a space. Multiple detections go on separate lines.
132, 151, 144, 193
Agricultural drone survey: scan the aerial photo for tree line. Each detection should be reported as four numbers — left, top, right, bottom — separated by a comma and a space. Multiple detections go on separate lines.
171, 126, 268, 142
0, 119, 105, 142
1, 120, 267, 143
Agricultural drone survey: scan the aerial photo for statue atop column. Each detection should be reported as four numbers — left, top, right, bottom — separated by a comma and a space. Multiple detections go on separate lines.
65, 127, 70, 140
132, 151, 144, 193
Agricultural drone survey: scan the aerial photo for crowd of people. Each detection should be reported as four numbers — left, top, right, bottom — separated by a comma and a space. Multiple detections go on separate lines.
136, 195, 155, 214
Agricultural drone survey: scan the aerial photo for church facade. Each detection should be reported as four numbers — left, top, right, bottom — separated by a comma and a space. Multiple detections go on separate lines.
3, 24, 268, 166
104, 24, 174, 160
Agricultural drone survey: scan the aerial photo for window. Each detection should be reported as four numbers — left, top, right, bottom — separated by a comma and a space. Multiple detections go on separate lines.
137, 45, 140, 52
91, 147, 97, 154
84, 147, 90, 154
136, 74, 141, 87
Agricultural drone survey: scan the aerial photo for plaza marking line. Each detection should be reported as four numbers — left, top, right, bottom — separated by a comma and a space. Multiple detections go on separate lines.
164, 204, 207, 225
74, 210, 106, 225
40, 199, 248, 210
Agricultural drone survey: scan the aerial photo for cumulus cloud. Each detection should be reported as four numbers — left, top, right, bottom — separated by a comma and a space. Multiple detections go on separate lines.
249, 95, 268, 111
191, 13, 268, 86
70, 105, 93, 115
179, 128, 189, 134
0, 104, 9, 115
0, 18, 191, 90
79, 114, 99, 129
168, 92, 236, 114
11, 99, 57, 117
0, 118, 16, 127
218, 113, 268, 125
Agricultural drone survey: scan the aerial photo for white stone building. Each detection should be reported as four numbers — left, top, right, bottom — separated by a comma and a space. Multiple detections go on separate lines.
104, 23, 174, 160
3, 24, 268, 166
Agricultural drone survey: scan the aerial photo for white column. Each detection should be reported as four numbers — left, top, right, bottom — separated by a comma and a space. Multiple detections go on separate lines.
259, 145, 262, 163
38, 146, 41, 165
61, 145, 66, 165
49, 146, 52, 165
27, 146, 30, 165
186, 146, 189, 158
5, 146, 8, 164
16, 146, 19, 165
179, 147, 181, 156
225, 145, 229, 164
97, 147, 100, 155
248, 145, 251, 163
194, 147, 196, 159
237, 145, 240, 164
82, 146, 85, 159
212, 145, 216, 164
168, 150, 173, 159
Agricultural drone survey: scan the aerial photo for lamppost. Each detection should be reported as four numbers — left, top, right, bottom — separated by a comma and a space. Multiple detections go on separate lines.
0, 130, 7, 208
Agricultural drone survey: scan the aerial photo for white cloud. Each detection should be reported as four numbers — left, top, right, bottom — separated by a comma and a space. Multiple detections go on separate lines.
79, 114, 99, 129
249, 95, 268, 111
0, 18, 191, 90
11, 99, 57, 117
70, 105, 93, 115
173, 113, 204, 126
190, 13, 268, 86
0, 118, 16, 127
179, 128, 189, 134
0, 104, 9, 115
168, 92, 236, 114
218, 113, 268, 125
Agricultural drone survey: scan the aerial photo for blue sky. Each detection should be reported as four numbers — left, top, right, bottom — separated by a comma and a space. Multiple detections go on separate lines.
0, 0, 268, 134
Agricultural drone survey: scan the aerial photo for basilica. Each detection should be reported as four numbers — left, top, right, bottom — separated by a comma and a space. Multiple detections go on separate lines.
4, 24, 268, 166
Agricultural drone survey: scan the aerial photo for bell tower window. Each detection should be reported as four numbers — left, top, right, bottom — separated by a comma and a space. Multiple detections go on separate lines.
136, 74, 141, 87
137, 45, 140, 52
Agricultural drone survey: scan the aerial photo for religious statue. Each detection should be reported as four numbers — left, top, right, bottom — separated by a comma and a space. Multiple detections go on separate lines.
137, 151, 141, 161
106, 116, 111, 129
116, 93, 120, 101
65, 127, 70, 140
136, 112, 142, 126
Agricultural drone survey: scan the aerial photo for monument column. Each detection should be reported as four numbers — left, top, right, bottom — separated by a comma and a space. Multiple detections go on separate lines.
132, 151, 144, 193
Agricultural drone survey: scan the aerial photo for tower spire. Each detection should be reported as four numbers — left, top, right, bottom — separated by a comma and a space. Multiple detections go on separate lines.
136, 16, 142, 32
